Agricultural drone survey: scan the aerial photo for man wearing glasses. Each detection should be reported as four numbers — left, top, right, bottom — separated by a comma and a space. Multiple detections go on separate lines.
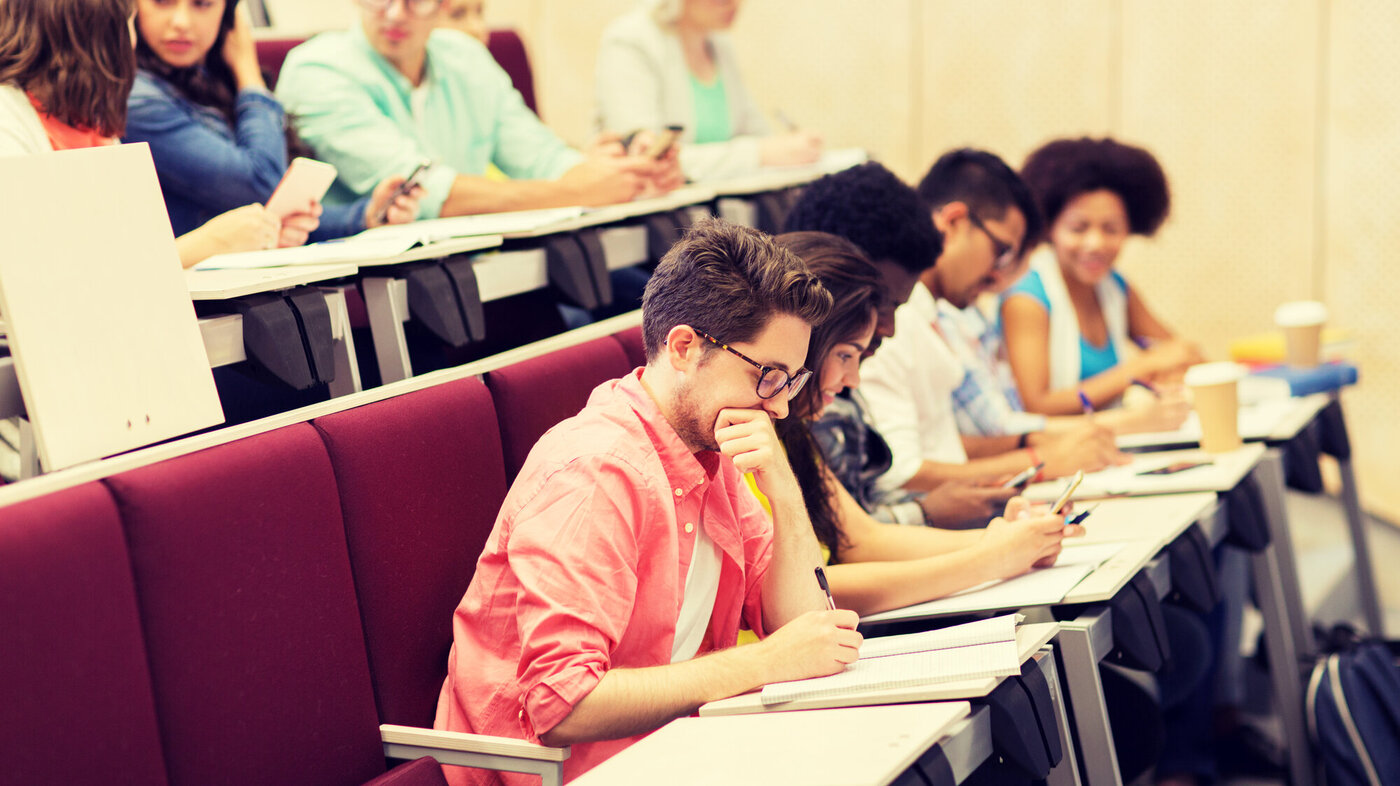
435, 219, 861, 786
858, 148, 1129, 499
275, 0, 682, 219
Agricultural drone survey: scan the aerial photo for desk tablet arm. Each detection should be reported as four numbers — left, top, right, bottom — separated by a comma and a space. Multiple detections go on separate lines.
381, 724, 569, 786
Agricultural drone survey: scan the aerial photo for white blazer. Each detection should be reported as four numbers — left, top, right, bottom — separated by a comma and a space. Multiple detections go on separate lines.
594, 3, 772, 182
1027, 247, 1132, 390
0, 84, 52, 157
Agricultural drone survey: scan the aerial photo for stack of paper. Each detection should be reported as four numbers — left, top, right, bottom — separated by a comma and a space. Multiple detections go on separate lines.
760, 614, 1022, 706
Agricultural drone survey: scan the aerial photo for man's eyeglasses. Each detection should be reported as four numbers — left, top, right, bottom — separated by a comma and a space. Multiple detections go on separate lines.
966, 210, 1020, 274
357, 0, 443, 17
694, 330, 812, 401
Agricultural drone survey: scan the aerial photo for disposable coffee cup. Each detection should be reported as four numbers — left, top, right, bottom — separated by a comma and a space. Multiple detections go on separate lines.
1274, 301, 1329, 368
1184, 362, 1246, 453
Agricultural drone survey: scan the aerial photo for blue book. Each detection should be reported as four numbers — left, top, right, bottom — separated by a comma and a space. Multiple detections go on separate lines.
1252, 362, 1358, 396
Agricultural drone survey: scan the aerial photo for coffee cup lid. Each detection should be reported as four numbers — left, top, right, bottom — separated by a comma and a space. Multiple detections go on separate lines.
1274, 300, 1329, 327
1185, 361, 1246, 387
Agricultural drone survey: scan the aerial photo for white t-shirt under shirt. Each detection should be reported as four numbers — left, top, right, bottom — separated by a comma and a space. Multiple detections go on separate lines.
671, 517, 722, 662
859, 282, 968, 493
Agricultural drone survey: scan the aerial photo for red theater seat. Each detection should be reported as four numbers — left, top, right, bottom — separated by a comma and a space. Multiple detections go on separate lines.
0, 483, 168, 786
487, 30, 538, 115
104, 424, 404, 785
485, 337, 633, 481
313, 378, 508, 728
612, 324, 647, 369
254, 38, 303, 89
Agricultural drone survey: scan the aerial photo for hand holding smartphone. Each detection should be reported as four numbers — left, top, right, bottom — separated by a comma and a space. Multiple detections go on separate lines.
645, 125, 684, 160
375, 160, 432, 224
265, 157, 338, 220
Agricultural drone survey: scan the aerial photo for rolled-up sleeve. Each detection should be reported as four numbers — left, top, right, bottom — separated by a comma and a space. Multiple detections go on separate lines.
507, 458, 649, 738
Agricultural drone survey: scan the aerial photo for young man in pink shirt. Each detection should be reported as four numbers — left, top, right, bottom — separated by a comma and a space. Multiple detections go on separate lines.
435, 219, 863, 784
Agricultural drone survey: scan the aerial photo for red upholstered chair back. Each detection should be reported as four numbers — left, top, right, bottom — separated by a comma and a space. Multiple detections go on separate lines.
612, 325, 647, 369
485, 337, 633, 482
313, 378, 508, 728
0, 483, 169, 786
487, 29, 538, 115
104, 424, 388, 786
254, 38, 305, 89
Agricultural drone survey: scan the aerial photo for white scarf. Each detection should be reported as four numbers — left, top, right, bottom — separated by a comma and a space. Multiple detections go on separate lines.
1028, 247, 1131, 389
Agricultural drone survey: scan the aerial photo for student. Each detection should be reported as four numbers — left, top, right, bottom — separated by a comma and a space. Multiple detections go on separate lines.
854, 149, 1128, 497
772, 231, 1082, 615
783, 162, 999, 526
0, 0, 287, 268
434, 219, 860, 785
275, 0, 683, 219
1002, 136, 1203, 415
595, 0, 823, 181
911, 149, 1191, 444
126, 0, 422, 243
437, 0, 487, 44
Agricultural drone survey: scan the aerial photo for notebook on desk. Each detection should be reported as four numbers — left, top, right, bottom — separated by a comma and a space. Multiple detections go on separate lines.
760, 614, 1023, 706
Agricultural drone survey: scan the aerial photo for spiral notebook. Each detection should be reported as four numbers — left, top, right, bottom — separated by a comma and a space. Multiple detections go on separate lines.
760, 614, 1023, 706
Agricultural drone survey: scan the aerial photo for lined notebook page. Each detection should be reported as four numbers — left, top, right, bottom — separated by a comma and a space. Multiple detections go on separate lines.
761, 640, 1020, 705
858, 613, 1021, 659
761, 615, 1022, 706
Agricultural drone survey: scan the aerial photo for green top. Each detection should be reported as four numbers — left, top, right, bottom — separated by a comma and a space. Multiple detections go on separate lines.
688, 73, 732, 145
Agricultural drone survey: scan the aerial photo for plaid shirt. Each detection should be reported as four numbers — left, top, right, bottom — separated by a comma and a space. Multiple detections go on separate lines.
810, 390, 926, 526
937, 301, 1047, 438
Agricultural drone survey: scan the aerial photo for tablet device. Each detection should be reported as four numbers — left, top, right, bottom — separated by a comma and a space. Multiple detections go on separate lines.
265, 157, 338, 219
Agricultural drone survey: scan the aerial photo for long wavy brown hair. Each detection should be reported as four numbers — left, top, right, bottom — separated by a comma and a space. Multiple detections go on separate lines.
0, 0, 138, 138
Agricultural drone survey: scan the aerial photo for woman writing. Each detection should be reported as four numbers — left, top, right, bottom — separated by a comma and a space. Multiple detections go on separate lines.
1001, 137, 1202, 415
770, 232, 1082, 616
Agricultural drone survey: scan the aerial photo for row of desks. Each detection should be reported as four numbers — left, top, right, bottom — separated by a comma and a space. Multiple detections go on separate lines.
570, 395, 1376, 785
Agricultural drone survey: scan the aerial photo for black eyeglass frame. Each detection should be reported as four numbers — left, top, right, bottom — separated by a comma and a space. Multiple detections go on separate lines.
693, 329, 812, 401
966, 209, 1021, 274
357, 0, 443, 16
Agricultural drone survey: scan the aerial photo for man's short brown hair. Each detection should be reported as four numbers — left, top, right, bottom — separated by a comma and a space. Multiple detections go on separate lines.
0, 0, 137, 138
641, 218, 833, 362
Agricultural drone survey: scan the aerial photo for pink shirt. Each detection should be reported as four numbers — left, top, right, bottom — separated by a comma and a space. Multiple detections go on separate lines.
435, 369, 774, 785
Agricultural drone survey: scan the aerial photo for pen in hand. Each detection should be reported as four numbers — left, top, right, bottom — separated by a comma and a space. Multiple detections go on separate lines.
1077, 390, 1095, 416
775, 109, 799, 132
814, 566, 836, 610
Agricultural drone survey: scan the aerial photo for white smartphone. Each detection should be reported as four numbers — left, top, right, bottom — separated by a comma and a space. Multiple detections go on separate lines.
265, 157, 338, 219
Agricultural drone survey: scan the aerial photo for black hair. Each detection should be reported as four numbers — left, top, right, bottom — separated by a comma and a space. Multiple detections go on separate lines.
918, 148, 1045, 253
1020, 137, 1171, 236
771, 232, 885, 560
783, 161, 943, 274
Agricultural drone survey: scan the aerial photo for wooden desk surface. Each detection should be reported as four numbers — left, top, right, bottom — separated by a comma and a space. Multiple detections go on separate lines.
709, 148, 869, 196
574, 701, 972, 786
504, 186, 718, 238
699, 623, 1057, 717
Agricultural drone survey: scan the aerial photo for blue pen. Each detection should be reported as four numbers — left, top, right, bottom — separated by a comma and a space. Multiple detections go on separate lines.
1077, 390, 1094, 415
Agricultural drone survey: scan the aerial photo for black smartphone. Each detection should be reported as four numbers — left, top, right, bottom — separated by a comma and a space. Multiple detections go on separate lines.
1002, 462, 1045, 489
376, 159, 432, 223
1136, 460, 1213, 476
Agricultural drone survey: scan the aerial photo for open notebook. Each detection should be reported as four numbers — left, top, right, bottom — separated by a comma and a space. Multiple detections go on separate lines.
760, 614, 1023, 706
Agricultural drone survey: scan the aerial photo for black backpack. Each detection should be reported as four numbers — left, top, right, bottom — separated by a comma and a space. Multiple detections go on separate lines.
1305, 625, 1400, 786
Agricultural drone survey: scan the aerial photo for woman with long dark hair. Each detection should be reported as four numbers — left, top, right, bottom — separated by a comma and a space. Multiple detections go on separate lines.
768, 232, 1082, 616
125, 0, 420, 243
0, 0, 294, 266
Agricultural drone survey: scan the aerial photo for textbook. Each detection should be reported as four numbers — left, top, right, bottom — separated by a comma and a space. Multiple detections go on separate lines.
759, 614, 1023, 706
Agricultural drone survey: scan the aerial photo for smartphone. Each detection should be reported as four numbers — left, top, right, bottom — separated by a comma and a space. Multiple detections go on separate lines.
1002, 462, 1045, 490
1050, 470, 1085, 515
1136, 460, 1213, 476
265, 157, 338, 220
646, 125, 684, 160
375, 159, 432, 224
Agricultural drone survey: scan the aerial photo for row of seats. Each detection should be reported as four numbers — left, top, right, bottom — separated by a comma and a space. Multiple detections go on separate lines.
2, 325, 647, 786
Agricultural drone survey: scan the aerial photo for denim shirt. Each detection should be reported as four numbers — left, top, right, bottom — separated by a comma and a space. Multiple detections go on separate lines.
125, 70, 368, 242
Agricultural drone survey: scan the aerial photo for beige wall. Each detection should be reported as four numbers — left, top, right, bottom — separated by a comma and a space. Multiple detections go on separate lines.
269, 1, 1397, 520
